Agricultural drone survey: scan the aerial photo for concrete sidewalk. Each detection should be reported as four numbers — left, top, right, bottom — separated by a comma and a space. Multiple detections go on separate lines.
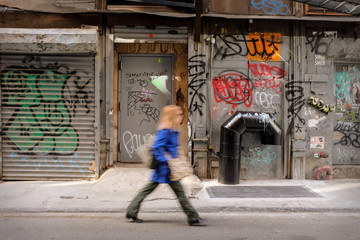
1, 164, 360, 214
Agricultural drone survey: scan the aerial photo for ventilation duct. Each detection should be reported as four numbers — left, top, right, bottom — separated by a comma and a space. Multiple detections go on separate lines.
218, 111, 282, 184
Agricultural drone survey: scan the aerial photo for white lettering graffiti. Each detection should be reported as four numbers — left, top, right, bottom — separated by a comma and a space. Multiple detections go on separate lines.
123, 131, 153, 158
254, 91, 280, 109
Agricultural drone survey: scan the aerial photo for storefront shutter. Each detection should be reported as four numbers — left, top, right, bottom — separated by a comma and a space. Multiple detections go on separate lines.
0, 54, 96, 180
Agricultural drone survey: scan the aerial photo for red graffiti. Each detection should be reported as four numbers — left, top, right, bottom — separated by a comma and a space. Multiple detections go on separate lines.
212, 73, 252, 108
355, 85, 360, 104
254, 79, 282, 93
248, 62, 285, 93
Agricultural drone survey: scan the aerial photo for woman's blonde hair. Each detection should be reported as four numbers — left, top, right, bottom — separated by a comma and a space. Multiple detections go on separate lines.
157, 105, 182, 130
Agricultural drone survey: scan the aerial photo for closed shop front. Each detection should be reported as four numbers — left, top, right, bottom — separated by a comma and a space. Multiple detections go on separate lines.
0, 28, 99, 180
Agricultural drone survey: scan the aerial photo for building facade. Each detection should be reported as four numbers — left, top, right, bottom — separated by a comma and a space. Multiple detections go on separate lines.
0, 0, 359, 180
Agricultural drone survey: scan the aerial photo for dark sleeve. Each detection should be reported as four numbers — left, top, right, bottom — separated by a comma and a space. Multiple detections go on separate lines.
152, 129, 170, 162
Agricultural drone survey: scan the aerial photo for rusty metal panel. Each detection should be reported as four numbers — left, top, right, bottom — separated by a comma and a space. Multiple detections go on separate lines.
55, 0, 96, 9
206, 0, 249, 14
0, 0, 96, 13
114, 26, 188, 43
0, 54, 96, 180
206, 0, 291, 16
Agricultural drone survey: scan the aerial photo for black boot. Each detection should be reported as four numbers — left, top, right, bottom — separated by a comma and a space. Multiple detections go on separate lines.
126, 214, 144, 223
188, 218, 206, 226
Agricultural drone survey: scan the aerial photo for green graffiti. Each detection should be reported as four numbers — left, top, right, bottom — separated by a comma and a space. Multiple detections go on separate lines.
2, 68, 79, 155
334, 71, 351, 105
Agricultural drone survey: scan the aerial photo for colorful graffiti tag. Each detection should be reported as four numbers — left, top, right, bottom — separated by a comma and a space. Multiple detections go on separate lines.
212, 72, 252, 113
1, 56, 94, 175
213, 31, 282, 61
2, 67, 79, 155
247, 33, 282, 61
248, 62, 284, 93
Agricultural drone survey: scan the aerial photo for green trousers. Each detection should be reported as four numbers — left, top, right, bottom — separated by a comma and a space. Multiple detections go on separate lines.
126, 181, 200, 222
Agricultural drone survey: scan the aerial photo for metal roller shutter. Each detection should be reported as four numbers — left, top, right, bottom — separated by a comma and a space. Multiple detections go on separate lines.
114, 26, 188, 43
0, 54, 96, 180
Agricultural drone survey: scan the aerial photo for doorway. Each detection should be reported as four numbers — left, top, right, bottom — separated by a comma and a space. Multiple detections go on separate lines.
118, 54, 174, 162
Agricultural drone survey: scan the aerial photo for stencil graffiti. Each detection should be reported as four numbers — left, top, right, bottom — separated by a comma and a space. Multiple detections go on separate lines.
212, 71, 253, 113
188, 54, 207, 116
251, 0, 289, 15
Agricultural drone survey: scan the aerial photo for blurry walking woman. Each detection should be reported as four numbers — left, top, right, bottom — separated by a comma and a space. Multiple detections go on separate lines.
126, 105, 204, 226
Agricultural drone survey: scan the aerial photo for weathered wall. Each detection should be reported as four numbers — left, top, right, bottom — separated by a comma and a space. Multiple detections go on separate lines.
189, 19, 360, 180
187, 37, 211, 178
302, 22, 360, 179
188, 20, 291, 179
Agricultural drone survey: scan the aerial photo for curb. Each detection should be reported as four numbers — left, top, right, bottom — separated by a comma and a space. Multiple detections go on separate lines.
1, 207, 360, 214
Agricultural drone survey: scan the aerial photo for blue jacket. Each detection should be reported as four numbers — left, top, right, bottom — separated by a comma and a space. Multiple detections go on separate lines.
151, 128, 179, 183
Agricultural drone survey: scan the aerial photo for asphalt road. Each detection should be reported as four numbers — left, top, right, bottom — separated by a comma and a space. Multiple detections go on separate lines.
1, 212, 359, 240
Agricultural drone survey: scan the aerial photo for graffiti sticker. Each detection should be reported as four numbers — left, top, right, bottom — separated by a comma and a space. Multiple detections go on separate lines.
310, 136, 325, 149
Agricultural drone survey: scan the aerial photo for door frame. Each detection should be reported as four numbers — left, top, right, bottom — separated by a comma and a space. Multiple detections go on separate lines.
117, 53, 175, 162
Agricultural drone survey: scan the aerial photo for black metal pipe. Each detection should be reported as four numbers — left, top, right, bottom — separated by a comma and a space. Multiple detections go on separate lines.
261, 118, 282, 145
218, 112, 245, 184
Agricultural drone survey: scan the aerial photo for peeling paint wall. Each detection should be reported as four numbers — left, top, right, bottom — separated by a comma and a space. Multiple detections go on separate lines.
303, 22, 360, 179
0, 28, 98, 54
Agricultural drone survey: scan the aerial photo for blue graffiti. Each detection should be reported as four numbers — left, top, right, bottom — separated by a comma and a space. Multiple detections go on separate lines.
243, 147, 276, 169
251, 0, 289, 15
68, 153, 94, 174
9, 151, 93, 175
